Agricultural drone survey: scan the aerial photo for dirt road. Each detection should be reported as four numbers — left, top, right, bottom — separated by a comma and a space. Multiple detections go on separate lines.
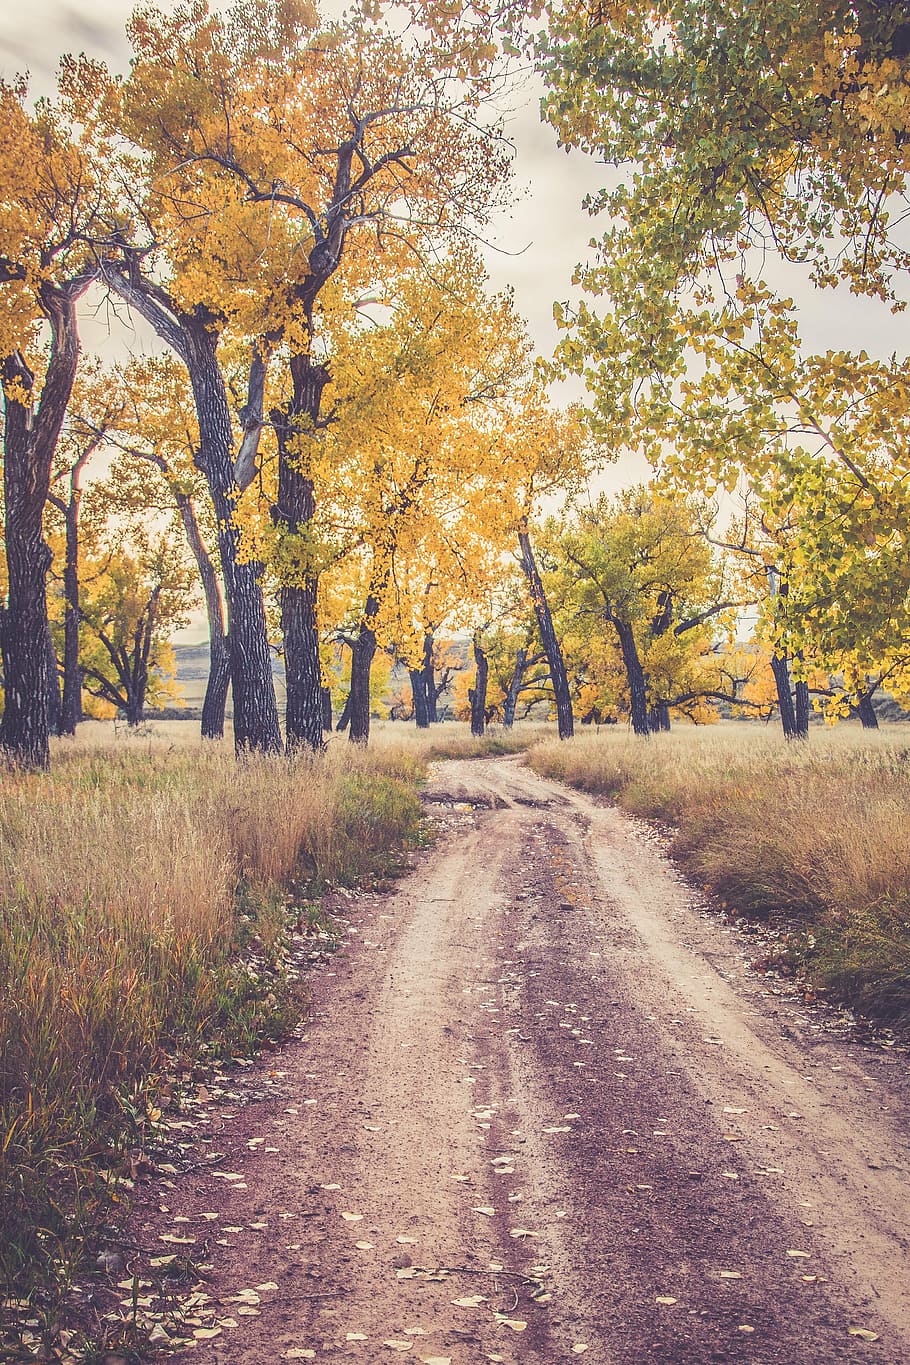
140, 756, 910, 1363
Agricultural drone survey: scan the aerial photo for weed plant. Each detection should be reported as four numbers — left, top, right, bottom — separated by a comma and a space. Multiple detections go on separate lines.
529, 724, 910, 1029
0, 735, 423, 1317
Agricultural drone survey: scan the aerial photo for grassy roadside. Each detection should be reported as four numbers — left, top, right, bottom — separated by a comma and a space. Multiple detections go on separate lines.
0, 734, 425, 1349
529, 726, 910, 1031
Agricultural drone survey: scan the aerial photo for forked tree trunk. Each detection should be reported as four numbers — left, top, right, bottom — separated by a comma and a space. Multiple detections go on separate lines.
272, 355, 329, 753
503, 647, 527, 729
649, 701, 671, 732
469, 637, 489, 738
858, 694, 879, 729
101, 269, 281, 756
518, 525, 574, 739
336, 690, 352, 733
614, 616, 650, 737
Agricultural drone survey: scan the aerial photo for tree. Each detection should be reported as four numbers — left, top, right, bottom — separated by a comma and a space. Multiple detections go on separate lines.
0, 80, 99, 767
551, 489, 741, 736
79, 538, 197, 727
93, 0, 510, 752
539, 1, 910, 720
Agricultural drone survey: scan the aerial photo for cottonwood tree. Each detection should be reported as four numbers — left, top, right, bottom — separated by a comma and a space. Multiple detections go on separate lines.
0, 80, 101, 767
91, 0, 511, 752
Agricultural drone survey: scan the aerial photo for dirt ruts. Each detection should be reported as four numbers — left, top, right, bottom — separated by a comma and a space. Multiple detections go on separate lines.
129, 755, 910, 1363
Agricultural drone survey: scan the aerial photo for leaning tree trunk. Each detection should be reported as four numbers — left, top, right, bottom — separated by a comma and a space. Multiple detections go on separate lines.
335, 689, 352, 733
348, 596, 379, 745
102, 270, 281, 756
770, 653, 799, 739
518, 525, 574, 739
272, 355, 329, 753
613, 617, 650, 737
422, 634, 437, 723
469, 636, 489, 738
410, 668, 429, 729
183, 324, 281, 755
503, 647, 528, 729
0, 288, 84, 770
858, 693, 879, 729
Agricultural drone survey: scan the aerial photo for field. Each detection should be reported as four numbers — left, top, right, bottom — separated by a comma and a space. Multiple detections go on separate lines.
530, 723, 910, 1029
3, 716, 909, 1354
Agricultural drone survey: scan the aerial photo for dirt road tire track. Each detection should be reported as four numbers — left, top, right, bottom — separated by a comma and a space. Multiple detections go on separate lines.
142, 755, 909, 1364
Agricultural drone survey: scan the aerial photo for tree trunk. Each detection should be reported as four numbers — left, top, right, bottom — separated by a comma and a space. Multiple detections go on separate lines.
410, 668, 429, 728
518, 526, 573, 739
770, 653, 799, 739
470, 636, 489, 738
858, 693, 879, 729
321, 686, 333, 732
59, 466, 86, 734
201, 634, 231, 740
503, 647, 527, 729
183, 324, 281, 755
0, 288, 84, 770
348, 596, 379, 745
614, 616, 650, 737
794, 678, 810, 738
272, 355, 329, 753
422, 633, 437, 723
46, 624, 62, 737
336, 689, 352, 733
649, 701, 671, 732
173, 488, 231, 740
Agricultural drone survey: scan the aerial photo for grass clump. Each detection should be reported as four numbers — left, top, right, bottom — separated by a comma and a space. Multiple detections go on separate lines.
0, 736, 424, 1334
529, 725, 910, 1030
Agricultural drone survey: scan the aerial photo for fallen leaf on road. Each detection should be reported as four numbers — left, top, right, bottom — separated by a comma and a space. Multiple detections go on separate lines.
193, 1328, 221, 1341
508, 1228, 537, 1239
341, 1212, 364, 1222
384, 1340, 413, 1351
655, 1297, 677, 1305
473, 1207, 495, 1217
354, 1241, 374, 1250
282, 1351, 316, 1360
496, 1318, 527, 1332
722, 1107, 747, 1115
847, 1328, 879, 1342
420, 1357, 451, 1364
320, 1182, 341, 1191
396, 1236, 419, 1245
786, 1250, 810, 1259
452, 1296, 487, 1308
571, 1345, 589, 1354
542, 1125, 572, 1134
255, 1282, 278, 1292
345, 1332, 368, 1341
404, 1327, 428, 1336
719, 1271, 742, 1280
737, 1326, 754, 1334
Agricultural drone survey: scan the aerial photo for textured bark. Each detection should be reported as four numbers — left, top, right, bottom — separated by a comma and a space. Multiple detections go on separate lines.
614, 617, 650, 738
0, 287, 85, 769
321, 686, 333, 732
422, 634, 437, 723
272, 354, 330, 753
53, 446, 92, 735
349, 594, 379, 745
770, 653, 799, 739
503, 647, 528, 729
410, 668, 429, 729
794, 678, 810, 738
184, 322, 281, 754
46, 624, 62, 737
336, 689, 352, 733
519, 526, 574, 739
470, 636, 489, 737
858, 694, 879, 729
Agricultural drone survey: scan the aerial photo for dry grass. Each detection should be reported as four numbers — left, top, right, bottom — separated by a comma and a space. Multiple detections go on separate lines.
0, 732, 425, 1310
529, 724, 910, 1028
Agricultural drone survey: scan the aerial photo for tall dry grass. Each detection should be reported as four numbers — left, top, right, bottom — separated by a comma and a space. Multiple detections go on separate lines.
0, 734, 424, 1302
529, 724, 910, 1027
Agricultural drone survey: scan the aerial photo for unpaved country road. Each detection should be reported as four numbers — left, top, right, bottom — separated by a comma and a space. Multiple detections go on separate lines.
151, 756, 910, 1364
